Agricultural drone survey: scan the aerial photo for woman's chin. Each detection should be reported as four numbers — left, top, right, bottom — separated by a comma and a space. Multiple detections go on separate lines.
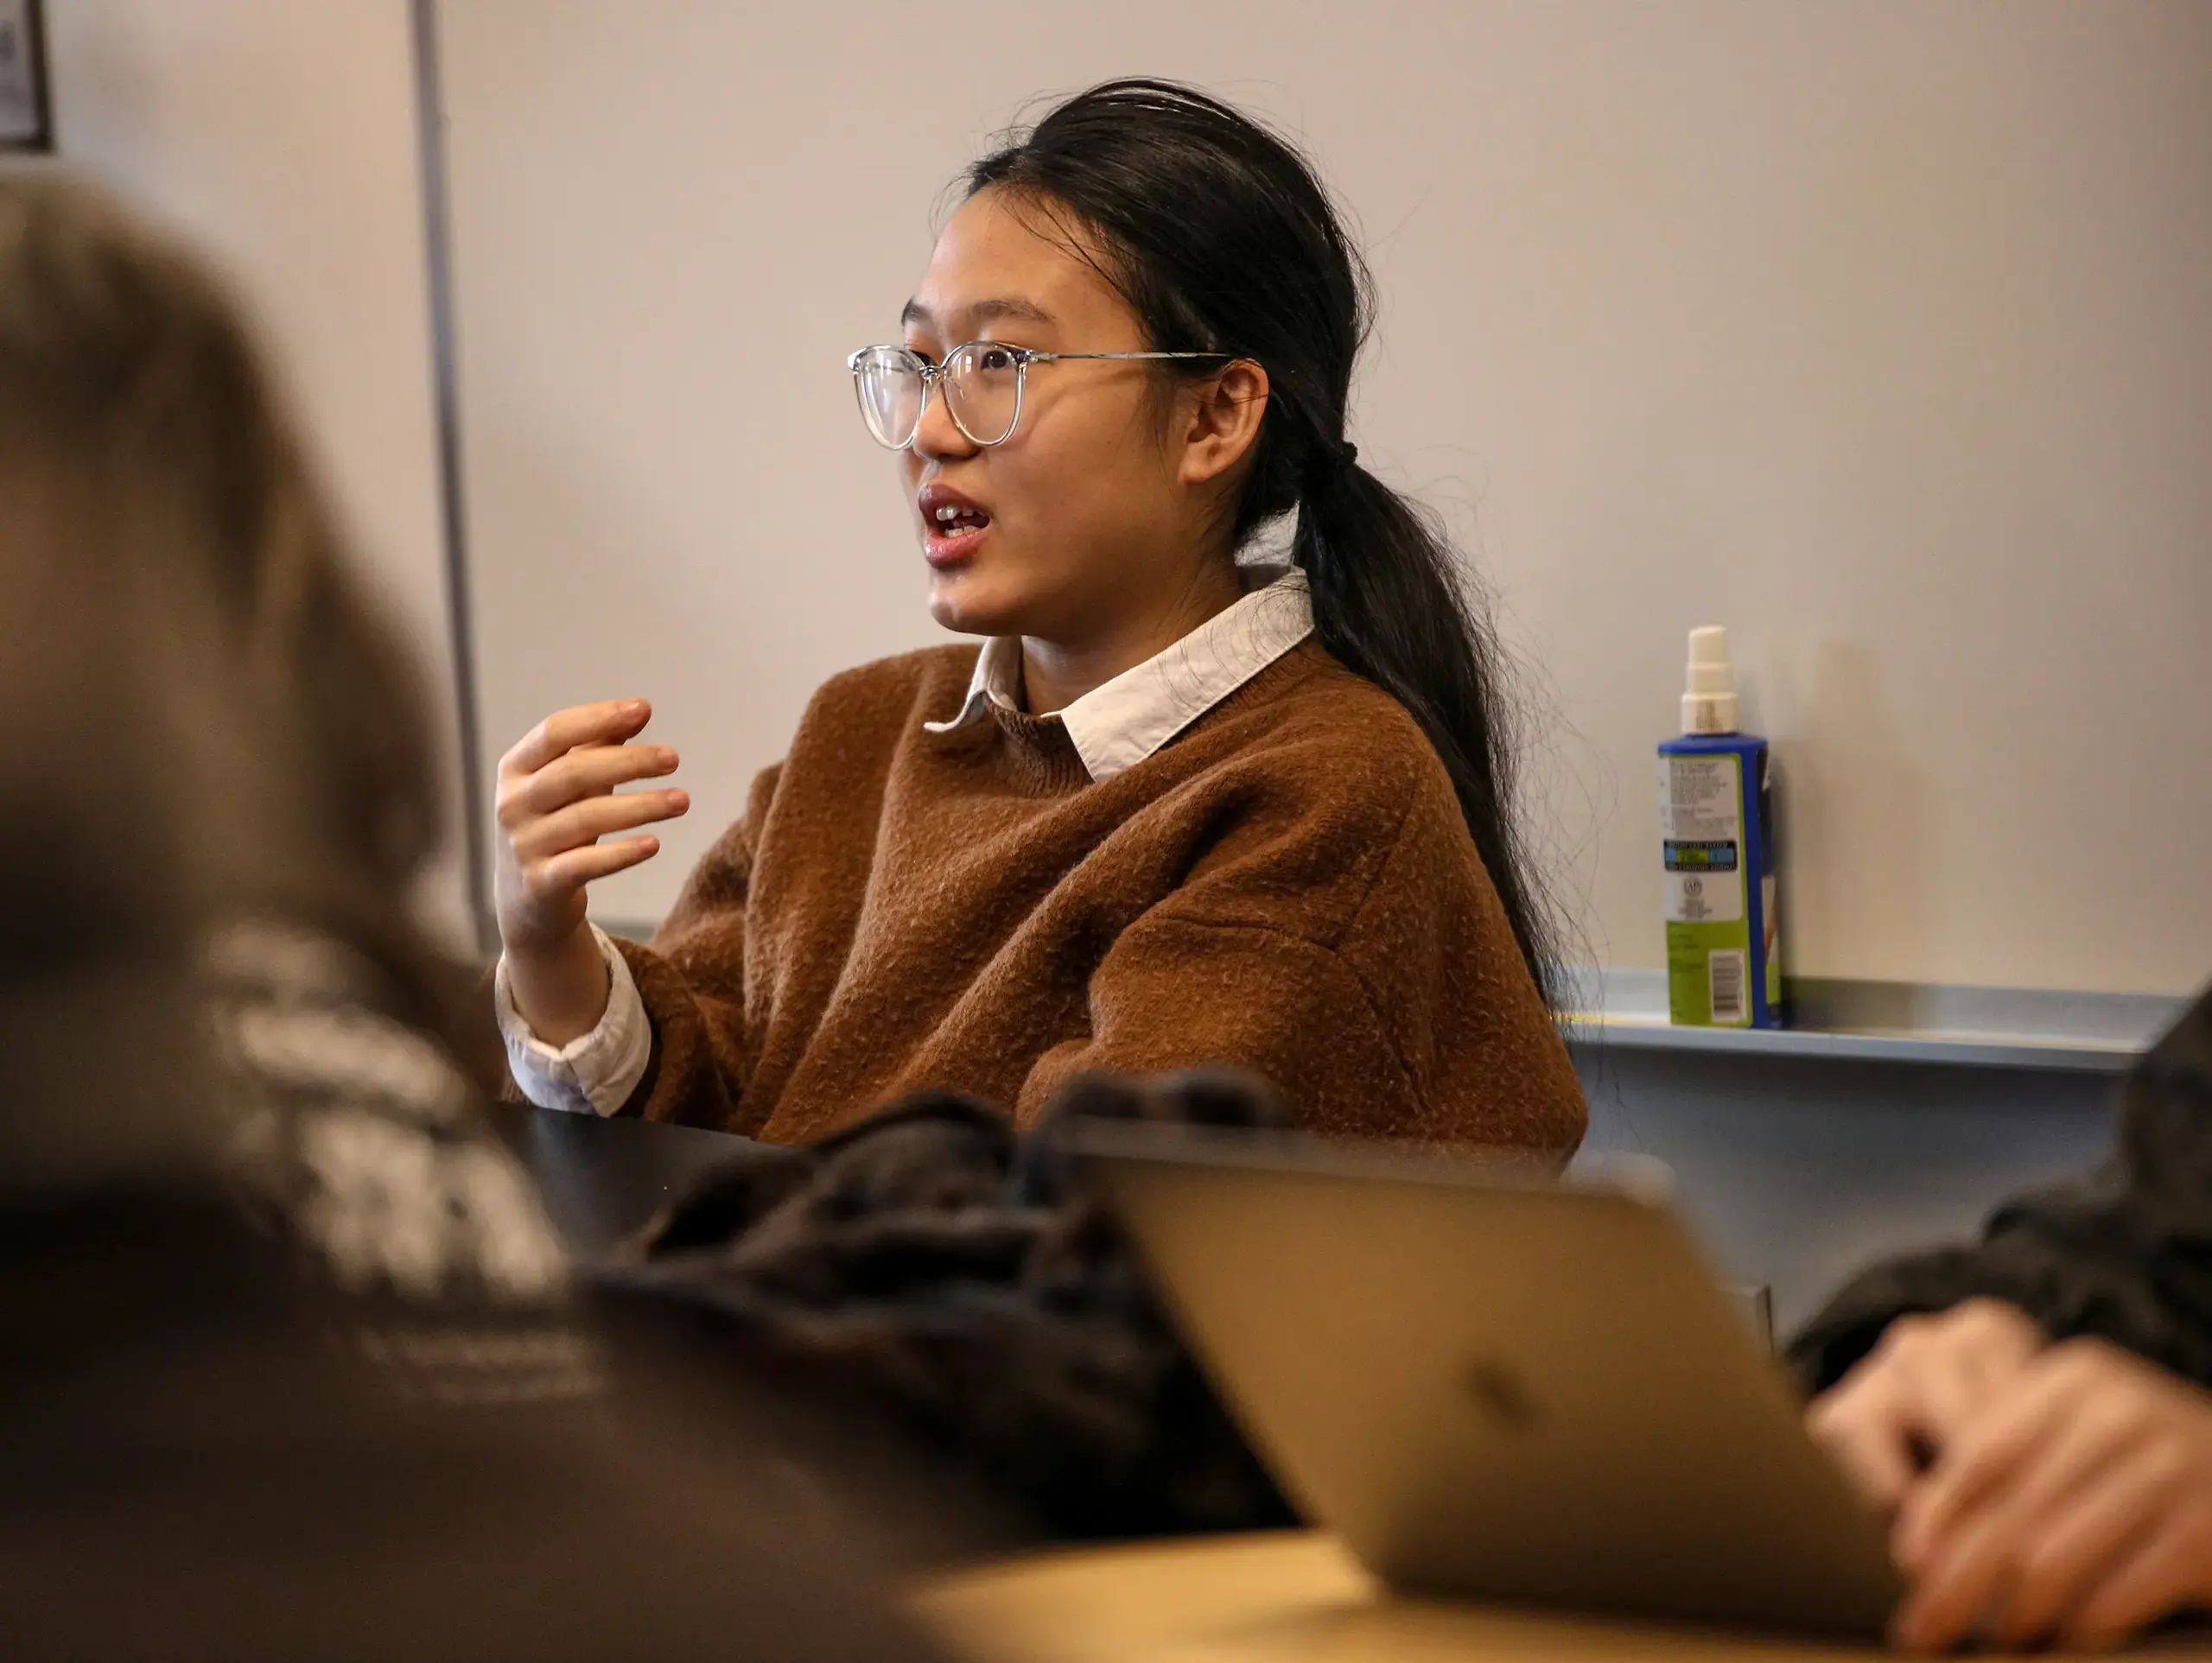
925, 567, 1027, 638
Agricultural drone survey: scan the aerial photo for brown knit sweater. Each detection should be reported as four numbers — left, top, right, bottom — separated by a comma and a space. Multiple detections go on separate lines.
604, 638, 1585, 1152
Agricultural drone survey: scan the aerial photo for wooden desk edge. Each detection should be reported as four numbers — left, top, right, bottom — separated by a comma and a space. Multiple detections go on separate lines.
912, 1532, 2212, 1663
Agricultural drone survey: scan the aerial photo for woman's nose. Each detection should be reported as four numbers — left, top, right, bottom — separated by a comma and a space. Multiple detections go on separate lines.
911, 380, 979, 462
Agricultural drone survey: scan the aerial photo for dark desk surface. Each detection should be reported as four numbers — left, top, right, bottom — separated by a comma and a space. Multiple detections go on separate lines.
492, 1106, 755, 1260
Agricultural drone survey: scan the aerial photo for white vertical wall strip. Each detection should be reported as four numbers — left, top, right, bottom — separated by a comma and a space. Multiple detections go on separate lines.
36, 0, 475, 947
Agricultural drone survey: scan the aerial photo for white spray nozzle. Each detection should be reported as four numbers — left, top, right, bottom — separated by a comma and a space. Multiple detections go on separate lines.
1681, 625, 1740, 734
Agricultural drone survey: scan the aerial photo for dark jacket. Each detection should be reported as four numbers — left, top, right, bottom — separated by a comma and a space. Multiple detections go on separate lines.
2, 914, 948, 1659
1789, 982, 2212, 1393
0, 1186, 946, 1663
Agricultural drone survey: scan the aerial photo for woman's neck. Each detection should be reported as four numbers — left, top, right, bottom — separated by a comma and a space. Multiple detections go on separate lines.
1019, 560, 1245, 715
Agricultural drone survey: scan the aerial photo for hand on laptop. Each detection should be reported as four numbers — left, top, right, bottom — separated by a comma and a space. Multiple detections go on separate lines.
1808, 1299, 2045, 1515
1888, 1336, 2212, 1652
1811, 1299, 2212, 1652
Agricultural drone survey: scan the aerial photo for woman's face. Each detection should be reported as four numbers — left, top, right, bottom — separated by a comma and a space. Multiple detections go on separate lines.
897, 187, 1232, 644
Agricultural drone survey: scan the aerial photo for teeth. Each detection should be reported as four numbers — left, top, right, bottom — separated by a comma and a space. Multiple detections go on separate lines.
936, 505, 958, 522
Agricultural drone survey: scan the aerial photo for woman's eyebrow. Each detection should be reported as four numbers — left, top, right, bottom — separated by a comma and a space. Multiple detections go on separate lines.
969, 297, 1054, 327
899, 296, 1055, 331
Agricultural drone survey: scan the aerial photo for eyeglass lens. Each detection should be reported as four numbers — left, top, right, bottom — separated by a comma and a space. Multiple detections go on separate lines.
853, 346, 924, 449
853, 344, 1024, 449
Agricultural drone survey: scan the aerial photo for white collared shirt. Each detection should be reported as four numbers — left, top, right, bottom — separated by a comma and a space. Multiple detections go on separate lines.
495, 563, 1316, 1117
923, 564, 1314, 780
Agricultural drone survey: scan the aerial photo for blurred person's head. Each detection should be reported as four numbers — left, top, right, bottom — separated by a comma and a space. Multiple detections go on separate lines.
0, 455, 216, 1196
0, 174, 473, 1057
0, 452, 959, 1663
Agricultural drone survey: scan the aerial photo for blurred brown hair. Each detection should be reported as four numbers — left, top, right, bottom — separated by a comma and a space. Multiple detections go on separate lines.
0, 172, 486, 1075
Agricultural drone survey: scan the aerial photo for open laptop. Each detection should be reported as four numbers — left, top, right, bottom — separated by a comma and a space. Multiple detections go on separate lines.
1076, 1123, 1902, 1639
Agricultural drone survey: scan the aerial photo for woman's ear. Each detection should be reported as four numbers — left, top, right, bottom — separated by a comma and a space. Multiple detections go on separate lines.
1175, 359, 1270, 486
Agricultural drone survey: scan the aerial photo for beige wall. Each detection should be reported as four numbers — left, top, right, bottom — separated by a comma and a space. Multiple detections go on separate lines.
438, 0, 2212, 996
37, 0, 473, 945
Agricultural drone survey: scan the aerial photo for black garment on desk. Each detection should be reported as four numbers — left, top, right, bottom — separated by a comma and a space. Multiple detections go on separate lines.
596, 1070, 1300, 1542
1789, 981, 2212, 1393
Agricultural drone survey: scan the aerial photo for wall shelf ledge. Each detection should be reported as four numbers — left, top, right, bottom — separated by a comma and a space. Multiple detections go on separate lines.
1562, 969, 2183, 1076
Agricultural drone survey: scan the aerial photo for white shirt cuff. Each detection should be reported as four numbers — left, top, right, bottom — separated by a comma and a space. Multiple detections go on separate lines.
493, 924, 652, 1118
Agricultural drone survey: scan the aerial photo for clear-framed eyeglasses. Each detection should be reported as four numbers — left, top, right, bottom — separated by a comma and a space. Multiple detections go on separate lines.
846, 340, 1231, 451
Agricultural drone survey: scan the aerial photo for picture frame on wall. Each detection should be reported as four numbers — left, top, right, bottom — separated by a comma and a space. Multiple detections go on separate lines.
0, 0, 50, 153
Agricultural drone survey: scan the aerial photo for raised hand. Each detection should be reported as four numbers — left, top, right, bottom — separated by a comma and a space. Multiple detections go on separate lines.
493, 699, 687, 1042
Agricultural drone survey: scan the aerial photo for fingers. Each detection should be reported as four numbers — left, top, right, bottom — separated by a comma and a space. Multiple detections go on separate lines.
1980, 1444, 2178, 1649
525, 836, 663, 900
1889, 1339, 2211, 1653
503, 743, 680, 823
501, 698, 653, 778
513, 787, 690, 861
2063, 1500, 2212, 1650
1903, 1301, 2045, 1443
491, 700, 680, 958
1893, 1422, 2143, 1651
1808, 1372, 1921, 1517
1809, 1302, 2047, 1520
1897, 1342, 2133, 1571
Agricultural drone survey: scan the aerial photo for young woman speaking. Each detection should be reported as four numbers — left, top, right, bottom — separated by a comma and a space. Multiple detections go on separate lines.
492, 80, 1585, 1152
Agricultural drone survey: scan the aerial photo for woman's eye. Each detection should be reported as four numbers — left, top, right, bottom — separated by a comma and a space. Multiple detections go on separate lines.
974, 346, 1016, 372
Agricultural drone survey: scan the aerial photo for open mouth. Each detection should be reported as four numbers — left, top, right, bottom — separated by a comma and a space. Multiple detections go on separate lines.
928, 502, 993, 536
918, 486, 994, 566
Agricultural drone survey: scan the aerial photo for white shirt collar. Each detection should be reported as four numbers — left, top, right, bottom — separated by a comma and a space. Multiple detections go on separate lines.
923, 564, 1314, 782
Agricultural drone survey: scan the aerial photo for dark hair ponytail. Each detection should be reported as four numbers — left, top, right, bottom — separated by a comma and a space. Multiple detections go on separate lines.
969, 79, 1562, 1000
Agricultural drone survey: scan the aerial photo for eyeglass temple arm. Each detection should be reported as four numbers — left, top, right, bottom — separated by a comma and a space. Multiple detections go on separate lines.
845, 347, 1232, 369
1028, 350, 1236, 364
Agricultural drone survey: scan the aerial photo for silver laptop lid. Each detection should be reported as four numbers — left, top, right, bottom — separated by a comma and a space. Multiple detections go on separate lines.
1076, 1122, 1900, 1639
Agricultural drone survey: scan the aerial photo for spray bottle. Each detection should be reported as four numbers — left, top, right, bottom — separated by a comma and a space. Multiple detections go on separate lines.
1657, 626, 1784, 1027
